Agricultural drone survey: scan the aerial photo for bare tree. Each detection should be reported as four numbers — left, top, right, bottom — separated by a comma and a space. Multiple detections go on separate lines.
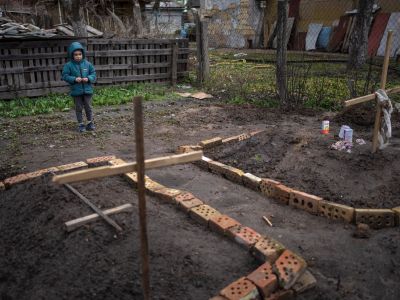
131, 0, 144, 37
61, 0, 87, 37
348, 0, 375, 69
276, 0, 288, 106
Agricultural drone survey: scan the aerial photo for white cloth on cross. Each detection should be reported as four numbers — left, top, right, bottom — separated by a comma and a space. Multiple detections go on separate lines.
375, 89, 393, 149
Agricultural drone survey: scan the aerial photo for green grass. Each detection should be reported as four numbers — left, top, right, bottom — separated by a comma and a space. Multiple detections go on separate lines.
0, 83, 182, 118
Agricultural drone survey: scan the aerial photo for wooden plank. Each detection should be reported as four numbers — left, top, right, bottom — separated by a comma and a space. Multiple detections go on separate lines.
344, 86, 400, 107
372, 30, 393, 153
11, 49, 24, 89
0, 86, 71, 100
64, 183, 123, 232
64, 204, 133, 232
53, 151, 203, 184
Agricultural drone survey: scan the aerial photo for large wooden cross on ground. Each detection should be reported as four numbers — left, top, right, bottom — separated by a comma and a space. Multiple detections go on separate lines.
53, 97, 203, 300
344, 30, 400, 153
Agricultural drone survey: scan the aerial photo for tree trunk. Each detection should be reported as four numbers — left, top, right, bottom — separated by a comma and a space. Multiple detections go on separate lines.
131, 0, 143, 37
61, 0, 87, 37
348, 0, 375, 69
276, 0, 288, 106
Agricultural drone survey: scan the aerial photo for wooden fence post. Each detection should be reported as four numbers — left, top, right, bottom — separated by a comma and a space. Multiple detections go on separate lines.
195, 11, 210, 85
276, 0, 288, 106
171, 41, 178, 86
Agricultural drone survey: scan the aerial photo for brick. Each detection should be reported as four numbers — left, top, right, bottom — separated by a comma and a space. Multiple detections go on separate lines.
289, 190, 322, 215
251, 237, 285, 263
222, 135, 240, 144
273, 250, 307, 290
194, 156, 212, 170
220, 277, 261, 300
208, 160, 228, 176
355, 209, 395, 229
199, 137, 223, 149
265, 289, 294, 300
209, 214, 241, 235
174, 192, 195, 203
392, 207, 400, 226
238, 133, 251, 142
25, 169, 50, 179
242, 173, 262, 191
145, 179, 166, 194
247, 262, 278, 297
86, 155, 116, 167
0, 181, 5, 191
123, 172, 139, 187
274, 185, 293, 205
319, 200, 355, 223
189, 204, 221, 226
55, 161, 88, 172
260, 179, 281, 198
176, 145, 203, 154
228, 226, 263, 249
108, 158, 126, 166
152, 188, 182, 203
179, 197, 204, 212
4, 174, 29, 188
291, 270, 316, 294
224, 166, 244, 184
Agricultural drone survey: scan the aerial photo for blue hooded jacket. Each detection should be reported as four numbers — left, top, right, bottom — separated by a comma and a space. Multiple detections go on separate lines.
62, 42, 96, 96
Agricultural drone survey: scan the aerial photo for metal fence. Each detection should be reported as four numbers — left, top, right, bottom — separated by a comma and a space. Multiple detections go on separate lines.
0, 37, 189, 100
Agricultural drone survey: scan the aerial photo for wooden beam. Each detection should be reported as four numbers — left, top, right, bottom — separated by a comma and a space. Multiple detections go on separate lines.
53, 151, 203, 184
64, 204, 133, 232
344, 85, 400, 107
372, 30, 393, 153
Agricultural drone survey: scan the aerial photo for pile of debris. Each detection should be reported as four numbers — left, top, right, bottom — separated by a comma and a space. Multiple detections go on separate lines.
0, 17, 103, 39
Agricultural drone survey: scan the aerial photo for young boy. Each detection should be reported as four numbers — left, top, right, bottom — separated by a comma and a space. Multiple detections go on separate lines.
62, 42, 97, 132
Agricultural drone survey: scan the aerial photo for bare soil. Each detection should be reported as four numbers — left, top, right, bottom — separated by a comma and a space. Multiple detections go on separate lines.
1, 98, 400, 299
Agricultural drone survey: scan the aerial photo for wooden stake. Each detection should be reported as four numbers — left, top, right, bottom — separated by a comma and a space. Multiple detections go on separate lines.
134, 96, 150, 300
52, 151, 203, 184
372, 30, 393, 153
263, 216, 273, 227
64, 183, 123, 232
64, 204, 133, 232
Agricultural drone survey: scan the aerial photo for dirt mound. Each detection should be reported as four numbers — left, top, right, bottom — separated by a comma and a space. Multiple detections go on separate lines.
0, 175, 257, 299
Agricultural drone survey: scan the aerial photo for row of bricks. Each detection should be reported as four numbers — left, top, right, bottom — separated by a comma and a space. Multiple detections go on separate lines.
197, 157, 400, 229
176, 130, 265, 154
108, 157, 313, 299
0, 161, 88, 190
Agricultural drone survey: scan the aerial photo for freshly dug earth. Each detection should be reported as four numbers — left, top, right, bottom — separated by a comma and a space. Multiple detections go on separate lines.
206, 119, 400, 209
0, 175, 258, 300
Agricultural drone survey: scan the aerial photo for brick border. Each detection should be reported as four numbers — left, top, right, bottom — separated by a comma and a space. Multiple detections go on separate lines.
177, 132, 400, 230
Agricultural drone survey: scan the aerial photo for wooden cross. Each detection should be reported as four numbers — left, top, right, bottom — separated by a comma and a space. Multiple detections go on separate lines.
53, 97, 203, 300
344, 30, 399, 153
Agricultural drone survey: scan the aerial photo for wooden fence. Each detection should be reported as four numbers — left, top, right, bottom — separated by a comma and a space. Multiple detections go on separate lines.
0, 37, 189, 100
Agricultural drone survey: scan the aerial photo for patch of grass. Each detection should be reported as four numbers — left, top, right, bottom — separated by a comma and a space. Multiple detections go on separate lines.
0, 83, 181, 118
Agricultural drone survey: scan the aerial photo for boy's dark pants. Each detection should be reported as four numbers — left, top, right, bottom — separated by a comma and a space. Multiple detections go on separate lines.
73, 94, 93, 124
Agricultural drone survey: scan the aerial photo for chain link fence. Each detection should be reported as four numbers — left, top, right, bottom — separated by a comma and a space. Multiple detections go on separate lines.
195, 0, 400, 109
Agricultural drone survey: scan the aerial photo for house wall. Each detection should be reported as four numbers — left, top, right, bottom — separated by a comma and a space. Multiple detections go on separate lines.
146, 11, 183, 36
207, 0, 263, 48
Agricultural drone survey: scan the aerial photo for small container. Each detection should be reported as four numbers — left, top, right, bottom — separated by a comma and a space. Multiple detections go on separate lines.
344, 128, 353, 143
321, 120, 330, 134
339, 125, 350, 139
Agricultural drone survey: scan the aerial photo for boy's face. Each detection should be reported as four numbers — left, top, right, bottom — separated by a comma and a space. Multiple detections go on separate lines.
73, 50, 83, 62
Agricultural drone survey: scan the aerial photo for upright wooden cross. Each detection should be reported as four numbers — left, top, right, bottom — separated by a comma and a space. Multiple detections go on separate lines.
344, 30, 399, 153
53, 97, 203, 300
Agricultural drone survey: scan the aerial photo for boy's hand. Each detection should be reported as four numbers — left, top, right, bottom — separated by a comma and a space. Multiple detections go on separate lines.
82, 78, 89, 83
75, 77, 82, 83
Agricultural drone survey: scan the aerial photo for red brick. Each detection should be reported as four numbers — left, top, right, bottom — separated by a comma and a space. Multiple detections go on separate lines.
25, 169, 49, 179
228, 226, 263, 249
208, 160, 228, 176
152, 188, 182, 203
145, 178, 166, 194
274, 185, 293, 205
108, 158, 126, 166
179, 197, 204, 212
200, 137, 223, 148
265, 289, 294, 300
220, 277, 261, 300
224, 166, 244, 184
260, 179, 281, 198
174, 192, 195, 203
0, 181, 5, 191
242, 173, 262, 191
222, 135, 240, 144
123, 172, 139, 187
273, 250, 307, 290
4, 174, 29, 188
251, 237, 285, 263
176, 145, 203, 154
289, 190, 322, 215
86, 155, 116, 167
209, 214, 241, 235
238, 133, 251, 141
355, 208, 395, 229
247, 262, 278, 297
319, 200, 354, 223
189, 204, 221, 226
55, 161, 88, 173
194, 156, 212, 170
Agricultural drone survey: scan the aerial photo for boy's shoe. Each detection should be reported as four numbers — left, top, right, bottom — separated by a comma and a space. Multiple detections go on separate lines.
78, 123, 86, 133
86, 121, 95, 131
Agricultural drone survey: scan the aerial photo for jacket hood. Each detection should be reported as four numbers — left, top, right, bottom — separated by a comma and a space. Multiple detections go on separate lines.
68, 42, 86, 60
